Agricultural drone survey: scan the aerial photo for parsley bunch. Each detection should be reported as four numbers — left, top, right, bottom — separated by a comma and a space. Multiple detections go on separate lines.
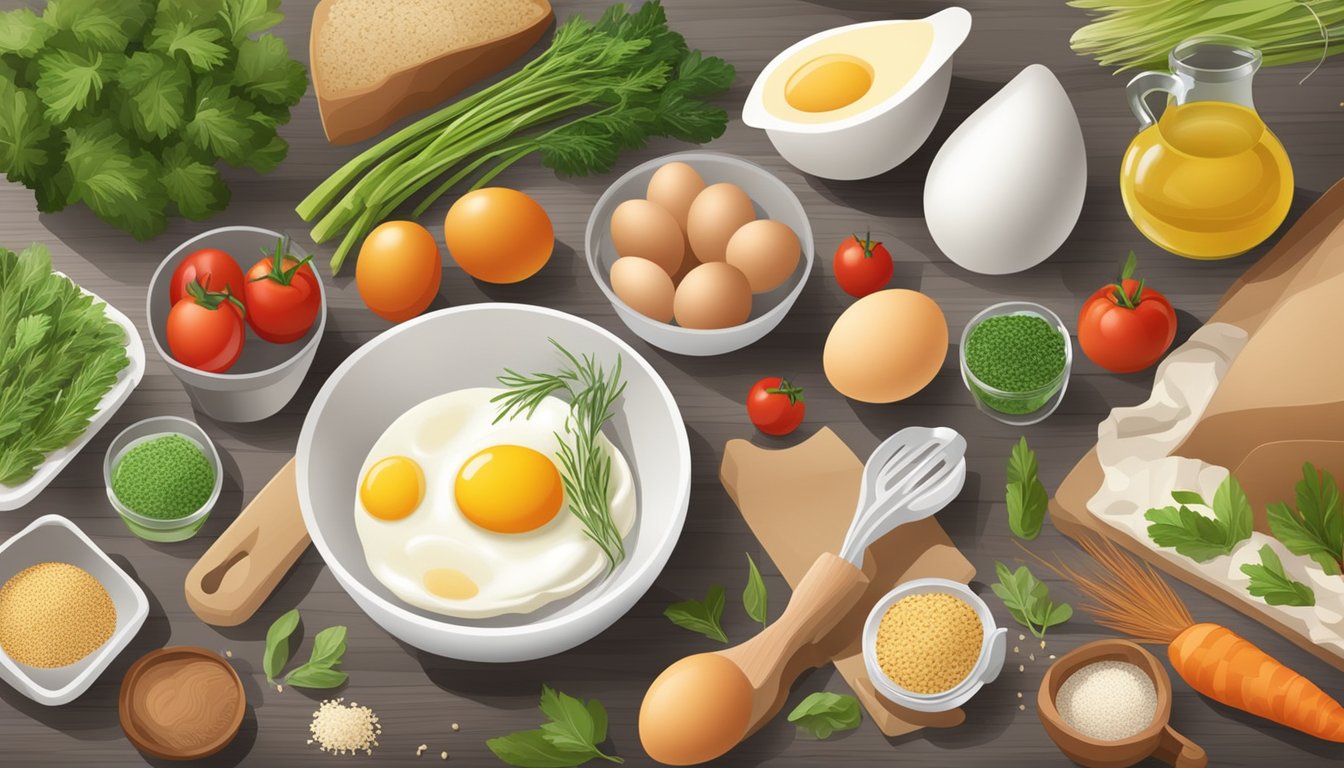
297, 1, 735, 273
0, 0, 307, 239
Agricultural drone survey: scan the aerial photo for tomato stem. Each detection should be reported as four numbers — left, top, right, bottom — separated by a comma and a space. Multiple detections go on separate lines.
185, 278, 245, 316
765, 378, 805, 405
1111, 251, 1145, 309
251, 237, 314, 287
852, 231, 876, 259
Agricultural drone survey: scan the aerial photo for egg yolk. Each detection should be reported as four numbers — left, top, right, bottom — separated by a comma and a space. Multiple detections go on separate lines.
360, 456, 424, 520
455, 445, 563, 533
784, 54, 874, 113
423, 568, 478, 600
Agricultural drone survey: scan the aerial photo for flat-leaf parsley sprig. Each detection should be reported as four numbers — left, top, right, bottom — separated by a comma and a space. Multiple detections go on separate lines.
493, 341, 628, 570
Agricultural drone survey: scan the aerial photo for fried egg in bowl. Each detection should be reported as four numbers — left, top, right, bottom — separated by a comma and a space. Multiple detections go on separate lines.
354, 388, 636, 619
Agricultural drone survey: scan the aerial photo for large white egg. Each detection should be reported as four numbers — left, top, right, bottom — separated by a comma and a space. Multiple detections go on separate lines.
923, 64, 1086, 275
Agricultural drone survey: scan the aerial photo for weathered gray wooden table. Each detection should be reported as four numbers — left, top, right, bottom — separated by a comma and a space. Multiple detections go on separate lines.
2, 0, 1342, 765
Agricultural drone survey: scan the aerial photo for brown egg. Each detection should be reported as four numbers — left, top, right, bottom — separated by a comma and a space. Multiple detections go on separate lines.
610, 199, 684, 276
823, 289, 948, 403
639, 654, 752, 766
610, 257, 675, 323
686, 183, 756, 263
673, 262, 752, 330
646, 162, 705, 231
725, 219, 802, 293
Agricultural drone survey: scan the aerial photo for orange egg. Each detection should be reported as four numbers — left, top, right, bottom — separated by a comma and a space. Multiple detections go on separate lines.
444, 188, 554, 284
356, 221, 442, 322
639, 654, 753, 765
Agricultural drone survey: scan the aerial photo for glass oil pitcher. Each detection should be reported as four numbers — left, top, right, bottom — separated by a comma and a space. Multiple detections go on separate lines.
1120, 36, 1293, 260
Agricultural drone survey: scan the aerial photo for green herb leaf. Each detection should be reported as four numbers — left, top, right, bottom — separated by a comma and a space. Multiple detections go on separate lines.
232, 34, 307, 105
184, 83, 256, 166
263, 608, 299, 683
991, 562, 1071, 640
307, 625, 347, 668
283, 665, 348, 690
1241, 545, 1315, 607
218, 0, 284, 44
787, 692, 861, 739
743, 553, 768, 627
35, 50, 110, 123
1144, 474, 1253, 563
149, 22, 229, 72
1267, 463, 1344, 575
1006, 437, 1048, 540
116, 52, 190, 140
0, 84, 54, 183
62, 124, 168, 240
0, 8, 53, 57
160, 142, 229, 220
665, 585, 728, 643
487, 687, 622, 767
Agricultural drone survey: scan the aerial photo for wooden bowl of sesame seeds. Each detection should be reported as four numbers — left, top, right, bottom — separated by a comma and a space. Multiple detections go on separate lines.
119, 646, 245, 761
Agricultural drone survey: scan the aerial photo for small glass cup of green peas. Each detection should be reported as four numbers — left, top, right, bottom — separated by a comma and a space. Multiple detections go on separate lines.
959, 301, 1072, 426
103, 416, 222, 542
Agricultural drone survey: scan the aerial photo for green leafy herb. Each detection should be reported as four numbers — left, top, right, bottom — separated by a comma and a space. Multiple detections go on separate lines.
263, 608, 300, 683
494, 341, 628, 571
0, 243, 129, 486
283, 625, 348, 690
1241, 545, 1315, 607
991, 562, 1072, 640
1144, 474, 1253, 562
1267, 463, 1344, 576
487, 686, 622, 767
743, 553, 768, 627
1006, 437, 1048, 540
0, 0, 307, 239
664, 586, 727, 643
296, 0, 735, 273
787, 692, 861, 739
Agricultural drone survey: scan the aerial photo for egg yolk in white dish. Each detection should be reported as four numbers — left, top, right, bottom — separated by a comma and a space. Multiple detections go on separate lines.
785, 54, 873, 112
454, 444, 564, 533
360, 455, 424, 520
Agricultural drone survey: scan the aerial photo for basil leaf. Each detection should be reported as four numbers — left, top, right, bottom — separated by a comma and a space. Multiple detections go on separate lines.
284, 664, 347, 689
1006, 437, 1048, 540
263, 608, 299, 683
1241, 545, 1315, 607
486, 687, 621, 767
487, 729, 594, 768
664, 585, 728, 643
787, 692, 861, 739
307, 625, 347, 668
743, 553, 768, 627
1212, 474, 1253, 546
537, 686, 597, 752
991, 562, 1071, 639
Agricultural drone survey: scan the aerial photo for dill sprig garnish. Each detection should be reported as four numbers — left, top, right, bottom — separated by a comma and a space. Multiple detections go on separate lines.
492, 341, 628, 571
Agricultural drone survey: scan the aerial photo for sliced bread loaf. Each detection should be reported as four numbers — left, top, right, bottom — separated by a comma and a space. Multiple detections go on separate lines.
311, 0, 553, 144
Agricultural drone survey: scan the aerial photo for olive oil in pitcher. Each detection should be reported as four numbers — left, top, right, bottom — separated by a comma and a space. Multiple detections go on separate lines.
1119, 37, 1293, 260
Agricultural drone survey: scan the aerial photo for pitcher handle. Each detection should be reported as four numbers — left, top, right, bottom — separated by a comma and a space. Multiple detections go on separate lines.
1126, 71, 1187, 130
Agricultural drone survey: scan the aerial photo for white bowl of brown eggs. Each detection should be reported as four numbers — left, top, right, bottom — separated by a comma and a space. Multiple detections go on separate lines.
585, 151, 813, 356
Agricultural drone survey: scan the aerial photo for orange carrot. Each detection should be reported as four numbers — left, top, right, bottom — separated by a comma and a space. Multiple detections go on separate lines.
1171, 623, 1344, 742
1032, 537, 1344, 743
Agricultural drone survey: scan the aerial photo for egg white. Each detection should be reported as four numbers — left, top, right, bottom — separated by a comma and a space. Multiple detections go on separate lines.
353, 388, 636, 619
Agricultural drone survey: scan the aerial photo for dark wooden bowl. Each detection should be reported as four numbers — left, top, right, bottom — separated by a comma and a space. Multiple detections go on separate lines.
1037, 639, 1206, 768
118, 646, 245, 761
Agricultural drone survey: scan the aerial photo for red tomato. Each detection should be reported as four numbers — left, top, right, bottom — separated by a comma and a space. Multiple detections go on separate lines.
746, 377, 805, 436
1078, 253, 1177, 373
169, 248, 246, 305
833, 233, 893, 298
244, 241, 321, 344
166, 281, 246, 373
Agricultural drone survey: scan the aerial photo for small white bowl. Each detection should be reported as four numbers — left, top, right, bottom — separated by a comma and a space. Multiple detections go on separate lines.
585, 151, 814, 357
103, 416, 224, 543
743, 8, 972, 180
147, 226, 326, 423
862, 578, 1007, 712
0, 515, 149, 706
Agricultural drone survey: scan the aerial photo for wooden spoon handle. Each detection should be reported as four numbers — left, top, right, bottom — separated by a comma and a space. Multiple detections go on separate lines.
721, 552, 868, 725
184, 457, 311, 626
1153, 723, 1208, 768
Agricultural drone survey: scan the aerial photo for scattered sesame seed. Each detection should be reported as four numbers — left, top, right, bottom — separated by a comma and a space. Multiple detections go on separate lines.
452, 723, 460, 731
1017, 692, 1023, 699
1019, 704, 1026, 711
1050, 654, 1057, 659
1040, 639, 1047, 649
277, 684, 284, 693
225, 650, 233, 658
441, 751, 448, 760
416, 744, 427, 756
1013, 646, 1020, 654
1018, 633, 1025, 641
1029, 653, 1036, 662
308, 698, 381, 756
1018, 664, 1025, 672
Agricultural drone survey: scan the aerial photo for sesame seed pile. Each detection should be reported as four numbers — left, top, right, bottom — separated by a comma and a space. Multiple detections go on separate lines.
1056, 660, 1157, 741
876, 592, 983, 694
0, 561, 116, 668
309, 698, 382, 755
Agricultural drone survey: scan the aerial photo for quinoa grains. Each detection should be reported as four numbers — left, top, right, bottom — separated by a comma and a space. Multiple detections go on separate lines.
0, 561, 116, 668
875, 592, 983, 694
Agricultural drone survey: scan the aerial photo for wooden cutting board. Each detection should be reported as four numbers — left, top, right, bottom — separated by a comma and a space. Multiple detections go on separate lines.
1051, 178, 1344, 673
720, 428, 977, 737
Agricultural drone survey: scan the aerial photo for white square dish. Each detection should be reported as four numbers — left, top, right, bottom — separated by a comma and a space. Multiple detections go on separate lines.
0, 279, 146, 510
0, 515, 149, 706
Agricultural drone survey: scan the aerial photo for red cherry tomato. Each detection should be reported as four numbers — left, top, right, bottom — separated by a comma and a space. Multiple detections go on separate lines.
746, 377, 806, 436
244, 240, 321, 344
833, 232, 893, 298
1078, 253, 1177, 373
166, 281, 246, 373
169, 248, 246, 305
